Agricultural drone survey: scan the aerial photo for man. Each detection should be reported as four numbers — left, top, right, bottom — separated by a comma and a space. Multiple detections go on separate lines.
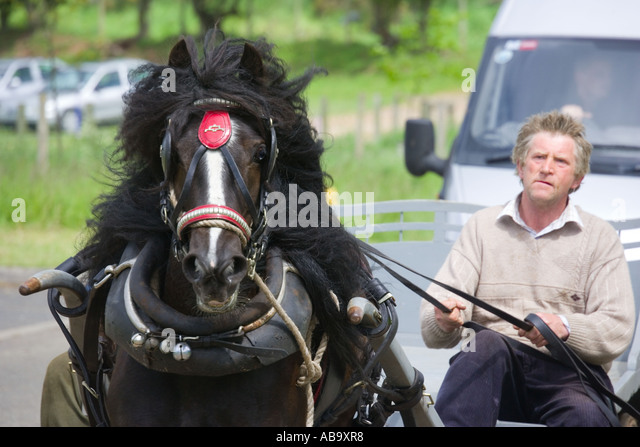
561, 55, 613, 126
420, 111, 635, 426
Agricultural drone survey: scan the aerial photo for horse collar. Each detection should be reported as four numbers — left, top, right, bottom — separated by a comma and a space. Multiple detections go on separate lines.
104, 242, 313, 377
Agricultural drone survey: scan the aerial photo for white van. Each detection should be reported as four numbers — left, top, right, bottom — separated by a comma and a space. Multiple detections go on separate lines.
405, 0, 640, 221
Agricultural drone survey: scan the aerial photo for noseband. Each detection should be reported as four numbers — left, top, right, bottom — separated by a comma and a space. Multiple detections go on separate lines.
159, 98, 277, 268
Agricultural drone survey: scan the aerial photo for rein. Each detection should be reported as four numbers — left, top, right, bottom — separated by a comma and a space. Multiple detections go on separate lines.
250, 268, 333, 427
358, 241, 533, 331
356, 240, 640, 423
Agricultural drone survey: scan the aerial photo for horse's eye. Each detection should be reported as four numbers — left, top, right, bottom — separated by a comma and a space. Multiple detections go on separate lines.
253, 145, 267, 162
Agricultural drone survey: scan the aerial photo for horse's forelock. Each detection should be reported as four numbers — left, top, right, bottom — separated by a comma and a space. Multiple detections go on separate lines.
117, 32, 330, 209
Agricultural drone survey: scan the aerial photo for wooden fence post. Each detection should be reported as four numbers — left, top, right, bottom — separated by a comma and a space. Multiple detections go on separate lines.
320, 97, 328, 135
83, 104, 96, 133
36, 93, 49, 175
355, 94, 364, 158
421, 98, 432, 120
16, 104, 27, 134
392, 94, 399, 131
373, 93, 381, 140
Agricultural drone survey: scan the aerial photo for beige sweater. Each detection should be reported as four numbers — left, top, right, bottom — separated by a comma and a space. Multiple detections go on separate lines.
420, 204, 635, 368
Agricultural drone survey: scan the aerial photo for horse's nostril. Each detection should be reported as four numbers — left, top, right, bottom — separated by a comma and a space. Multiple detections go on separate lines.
220, 256, 248, 283
233, 256, 248, 276
182, 254, 204, 282
183, 253, 247, 287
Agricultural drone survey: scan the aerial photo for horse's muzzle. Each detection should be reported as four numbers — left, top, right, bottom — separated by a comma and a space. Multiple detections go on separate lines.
181, 228, 248, 313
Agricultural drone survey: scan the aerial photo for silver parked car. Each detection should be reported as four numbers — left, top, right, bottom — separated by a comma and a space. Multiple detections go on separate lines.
22, 58, 147, 132
0, 57, 68, 125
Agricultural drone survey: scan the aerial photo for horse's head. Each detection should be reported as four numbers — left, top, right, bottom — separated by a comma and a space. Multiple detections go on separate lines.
159, 42, 277, 314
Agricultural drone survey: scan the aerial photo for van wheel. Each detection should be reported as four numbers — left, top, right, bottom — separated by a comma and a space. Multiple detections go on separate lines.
59, 109, 82, 133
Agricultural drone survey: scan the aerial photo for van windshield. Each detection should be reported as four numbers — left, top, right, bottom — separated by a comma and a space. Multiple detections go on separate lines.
468, 38, 640, 174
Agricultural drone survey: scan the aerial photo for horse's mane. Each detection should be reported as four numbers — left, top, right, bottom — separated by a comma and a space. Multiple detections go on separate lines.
79, 30, 372, 371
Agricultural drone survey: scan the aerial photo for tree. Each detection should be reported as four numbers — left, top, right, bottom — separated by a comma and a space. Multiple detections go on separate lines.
0, 0, 53, 33
410, 0, 433, 50
135, 0, 151, 40
108, 0, 153, 53
370, 0, 401, 49
191, 0, 241, 36
0, 0, 11, 32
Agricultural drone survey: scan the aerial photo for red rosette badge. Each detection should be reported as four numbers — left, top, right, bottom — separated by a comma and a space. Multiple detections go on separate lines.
198, 110, 232, 149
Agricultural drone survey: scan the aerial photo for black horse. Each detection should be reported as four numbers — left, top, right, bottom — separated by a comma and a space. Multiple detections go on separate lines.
22, 31, 417, 427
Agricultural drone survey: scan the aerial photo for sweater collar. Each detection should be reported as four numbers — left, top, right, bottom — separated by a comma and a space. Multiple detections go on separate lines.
498, 193, 584, 238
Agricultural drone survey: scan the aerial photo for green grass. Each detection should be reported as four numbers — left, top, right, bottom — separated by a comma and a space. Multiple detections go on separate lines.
0, 127, 117, 227
322, 130, 443, 201
0, 127, 118, 267
0, 0, 499, 267
0, 125, 444, 267
0, 226, 89, 268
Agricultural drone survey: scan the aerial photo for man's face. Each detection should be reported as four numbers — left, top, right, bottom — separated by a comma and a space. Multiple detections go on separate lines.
517, 132, 583, 209
575, 59, 612, 102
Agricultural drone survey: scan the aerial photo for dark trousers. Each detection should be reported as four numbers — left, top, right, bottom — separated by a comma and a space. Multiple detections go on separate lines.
435, 329, 616, 427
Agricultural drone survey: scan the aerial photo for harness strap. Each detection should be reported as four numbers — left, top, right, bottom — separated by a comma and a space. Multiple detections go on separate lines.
176, 204, 251, 244
41, 258, 110, 427
524, 314, 639, 423
219, 144, 259, 226
166, 144, 208, 234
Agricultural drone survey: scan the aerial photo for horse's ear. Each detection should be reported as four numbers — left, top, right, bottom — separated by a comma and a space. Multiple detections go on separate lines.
239, 43, 264, 80
168, 38, 192, 69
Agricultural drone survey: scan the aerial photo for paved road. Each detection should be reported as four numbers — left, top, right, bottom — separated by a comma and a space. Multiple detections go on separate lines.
0, 266, 69, 427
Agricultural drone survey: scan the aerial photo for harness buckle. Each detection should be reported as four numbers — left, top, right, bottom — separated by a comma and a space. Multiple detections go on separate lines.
171, 237, 187, 262
247, 257, 257, 280
161, 205, 169, 225
81, 380, 100, 400
93, 265, 115, 289
160, 191, 173, 226
93, 259, 136, 289
246, 238, 267, 279
423, 391, 435, 407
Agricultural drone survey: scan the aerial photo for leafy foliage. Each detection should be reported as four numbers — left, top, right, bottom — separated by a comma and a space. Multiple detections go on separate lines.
0, 0, 499, 266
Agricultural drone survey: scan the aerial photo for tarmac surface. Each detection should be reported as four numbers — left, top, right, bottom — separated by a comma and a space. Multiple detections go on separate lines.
0, 266, 69, 427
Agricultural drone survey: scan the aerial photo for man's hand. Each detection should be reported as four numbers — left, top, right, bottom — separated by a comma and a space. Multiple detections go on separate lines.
561, 104, 592, 121
435, 298, 467, 333
514, 312, 570, 347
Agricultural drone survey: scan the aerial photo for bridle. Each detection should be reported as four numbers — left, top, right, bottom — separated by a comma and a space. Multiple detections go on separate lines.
159, 97, 278, 270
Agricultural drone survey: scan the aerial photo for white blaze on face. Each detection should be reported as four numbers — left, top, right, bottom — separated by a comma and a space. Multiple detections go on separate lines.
198, 121, 239, 271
